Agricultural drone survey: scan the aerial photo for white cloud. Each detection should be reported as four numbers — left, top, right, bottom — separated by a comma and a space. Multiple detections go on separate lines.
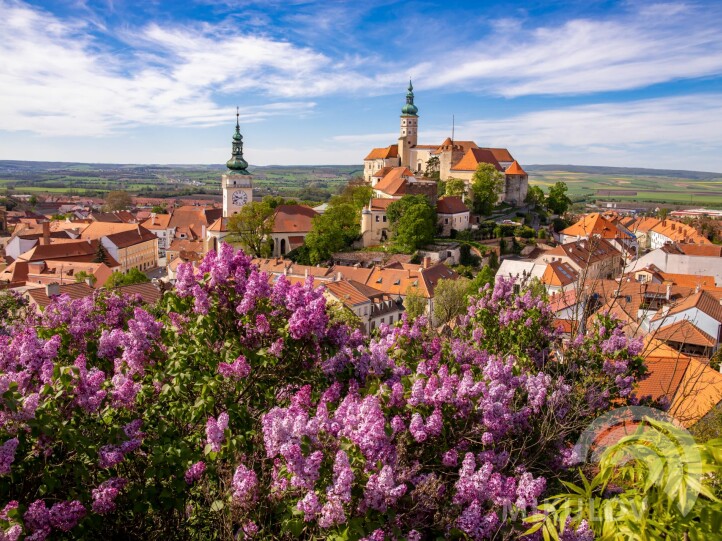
413, 3, 722, 97
0, 1, 321, 136
454, 94, 722, 170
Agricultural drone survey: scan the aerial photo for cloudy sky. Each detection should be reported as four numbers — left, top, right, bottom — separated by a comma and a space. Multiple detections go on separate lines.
2, 0, 722, 170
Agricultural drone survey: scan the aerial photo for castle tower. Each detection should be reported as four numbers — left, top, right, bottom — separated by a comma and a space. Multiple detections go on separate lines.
398, 80, 418, 168
221, 108, 253, 218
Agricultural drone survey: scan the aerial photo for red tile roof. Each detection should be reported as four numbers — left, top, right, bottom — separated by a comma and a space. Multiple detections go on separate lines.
272, 205, 318, 234
450, 148, 502, 172
373, 167, 415, 197
364, 145, 399, 161
486, 148, 514, 163
436, 196, 469, 215
504, 160, 527, 176
655, 319, 716, 348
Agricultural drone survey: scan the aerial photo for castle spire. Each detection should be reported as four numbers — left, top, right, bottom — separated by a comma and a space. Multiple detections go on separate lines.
401, 79, 418, 116
226, 107, 249, 174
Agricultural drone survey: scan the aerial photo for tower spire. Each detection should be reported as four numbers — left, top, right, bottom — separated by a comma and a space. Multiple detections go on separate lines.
226, 107, 249, 174
401, 79, 418, 116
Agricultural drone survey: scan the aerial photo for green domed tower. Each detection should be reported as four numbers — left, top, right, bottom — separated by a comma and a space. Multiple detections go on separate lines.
222, 109, 253, 218
398, 80, 419, 168
401, 80, 418, 116
226, 109, 250, 174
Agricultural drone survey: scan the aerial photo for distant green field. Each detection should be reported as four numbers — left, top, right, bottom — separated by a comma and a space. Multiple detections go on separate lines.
529, 170, 722, 208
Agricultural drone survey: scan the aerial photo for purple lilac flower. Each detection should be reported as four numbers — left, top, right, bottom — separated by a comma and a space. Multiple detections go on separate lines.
206, 412, 229, 452
218, 355, 251, 379
91, 478, 127, 514
231, 464, 258, 504
185, 461, 206, 485
297, 491, 321, 521
0, 438, 19, 475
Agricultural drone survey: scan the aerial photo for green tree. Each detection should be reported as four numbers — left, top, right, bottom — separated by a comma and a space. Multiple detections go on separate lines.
432, 277, 470, 324
470, 163, 504, 216
444, 178, 466, 197
403, 286, 427, 320
333, 180, 373, 211
304, 202, 360, 264
74, 271, 96, 285
151, 204, 167, 214
387, 195, 436, 252
28, 194, 38, 207
525, 185, 545, 209
227, 201, 275, 257
104, 190, 133, 211
93, 242, 109, 264
546, 182, 572, 215
467, 265, 495, 297
424, 156, 440, 180
105, 268, 150, 288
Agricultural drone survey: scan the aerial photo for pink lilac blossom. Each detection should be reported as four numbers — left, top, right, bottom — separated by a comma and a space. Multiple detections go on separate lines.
297, 491, 321, 521
232, 464, 258, 505
23, 500, 50, 539
0, 438, 19, 475
48, 500, 86, 531
242, 520, 258, 538
218, 355, 251, 379
0, 525, 21, 541
206, 412, 229, 452
91, 478, 127, 514
362, 466, 407, 512
184, 461, 206, 485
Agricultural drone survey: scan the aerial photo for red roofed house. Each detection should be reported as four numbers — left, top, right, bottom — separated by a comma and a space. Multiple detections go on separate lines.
270, 205, 318, 257
324, 279, 405, 333
436, 196, 470, 236
363, 145, 399, 184
649, 289, 722, 355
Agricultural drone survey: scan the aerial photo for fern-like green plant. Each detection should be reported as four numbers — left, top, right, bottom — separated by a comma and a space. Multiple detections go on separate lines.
525, 418, 722, 540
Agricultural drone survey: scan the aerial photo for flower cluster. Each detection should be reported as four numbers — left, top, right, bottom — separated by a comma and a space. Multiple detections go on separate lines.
0, 245, 645, 539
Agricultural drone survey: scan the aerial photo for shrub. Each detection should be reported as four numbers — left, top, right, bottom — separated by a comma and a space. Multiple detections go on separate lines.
0, 245, 648, 540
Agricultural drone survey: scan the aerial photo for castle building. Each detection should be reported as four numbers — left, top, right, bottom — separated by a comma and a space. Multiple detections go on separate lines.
363, 83, 529, 206
222, 110, 253, 218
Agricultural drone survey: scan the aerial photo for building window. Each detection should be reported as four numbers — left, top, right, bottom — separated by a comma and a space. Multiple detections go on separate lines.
375, 216, 380, 222
382, 216, 387, 222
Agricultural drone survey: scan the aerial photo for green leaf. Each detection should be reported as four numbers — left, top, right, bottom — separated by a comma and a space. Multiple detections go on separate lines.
210, 500, 224, 512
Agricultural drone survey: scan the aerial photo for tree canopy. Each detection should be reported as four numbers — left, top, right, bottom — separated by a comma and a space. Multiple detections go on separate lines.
444, 178, 466, 197
105, 268, 150, 288
226, 201, 275, 257
546, 181, 572, 215
103, 190, 133, 211
387, 195, 436, 252
470, 163, 504, 216
525, 185, 545, 209
303, 202, 361, 264
432, 277, 470, 324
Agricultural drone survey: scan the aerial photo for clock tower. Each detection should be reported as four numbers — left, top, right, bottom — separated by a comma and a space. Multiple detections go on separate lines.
222, 109, 253, 217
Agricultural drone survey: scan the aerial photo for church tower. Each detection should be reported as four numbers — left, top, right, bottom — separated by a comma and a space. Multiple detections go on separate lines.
222, 109, 253, 218
398, 80, 418, 168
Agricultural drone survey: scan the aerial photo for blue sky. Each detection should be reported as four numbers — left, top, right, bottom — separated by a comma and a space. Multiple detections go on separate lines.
2, 0, 722, 170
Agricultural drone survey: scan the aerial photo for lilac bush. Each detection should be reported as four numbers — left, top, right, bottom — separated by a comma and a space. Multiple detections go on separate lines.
0, 245, 644, 539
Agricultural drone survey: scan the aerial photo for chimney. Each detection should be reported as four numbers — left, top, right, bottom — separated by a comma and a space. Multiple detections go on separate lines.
662, 220, 667, 227
45, 282, 60, 297
42, 221, 50, 246
85, 277, 95, 288
336, 271, 342, 282
666, 283, 672, 301
422, 256, 432, 269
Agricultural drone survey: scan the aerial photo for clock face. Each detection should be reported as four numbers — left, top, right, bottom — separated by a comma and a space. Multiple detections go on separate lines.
232, 190, 248, 205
